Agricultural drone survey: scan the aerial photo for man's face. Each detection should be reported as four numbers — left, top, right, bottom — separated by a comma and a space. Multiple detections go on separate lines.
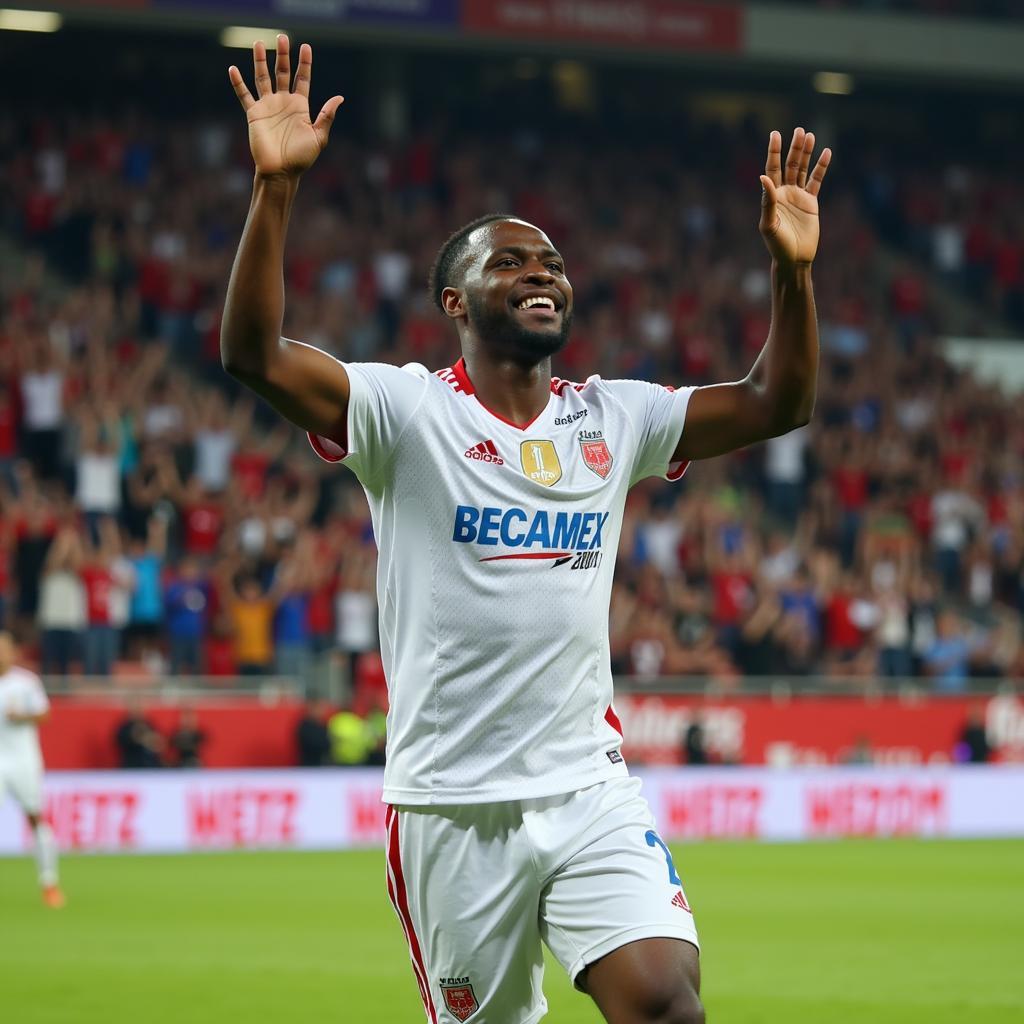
453, 220, 573, 362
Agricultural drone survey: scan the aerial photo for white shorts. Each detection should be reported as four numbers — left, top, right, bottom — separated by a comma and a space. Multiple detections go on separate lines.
385, 776, 699, 1024
0, 759, 43, 816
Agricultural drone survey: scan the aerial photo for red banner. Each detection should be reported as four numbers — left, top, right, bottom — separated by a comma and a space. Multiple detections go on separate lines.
39, 700, 306, 769
614, 692, 1024, 766
37, 693, 1024, 770
462, 0, 742, 53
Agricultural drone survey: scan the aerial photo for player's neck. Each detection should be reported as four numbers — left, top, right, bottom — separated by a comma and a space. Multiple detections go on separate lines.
461, 351, 552, 427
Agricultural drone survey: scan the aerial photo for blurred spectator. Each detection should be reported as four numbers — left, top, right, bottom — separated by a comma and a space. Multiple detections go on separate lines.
226, 573, 274, 676
122, 444, 174, 542
12, 492, 57, 630
295, 699, 332, 767
909, 575, 941, 675
335, 549, 378, 686
169, 707, 206, 768
105, 520, 136, 657
19, 343, 66, 482
328, 703, 373, 767
164, 557, 210, 675
682, 714, 708, 766
954, 705, 991, 763
364, 704, 387, 767
736, 585, 784, 675
79, 522, 121, 676
875, 578, 912, 678
352, 650, 389, 720
306, 551, 337, 656
931, 484, 984, 593
272, 542, 314, 687
779, 566, 821, 646
636, 498, 685, 579
114, 701, 165, 768
192, 391, 246, 494
37, 528, 85, 675
124, 517, 166, 660
922, 609, 980, 691
764, 424, 810, 526
74, 407, 121, 542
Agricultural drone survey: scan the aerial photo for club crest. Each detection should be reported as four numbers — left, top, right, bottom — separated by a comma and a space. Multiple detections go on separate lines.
441, 982, 479, 1021
579, 430, 613, 479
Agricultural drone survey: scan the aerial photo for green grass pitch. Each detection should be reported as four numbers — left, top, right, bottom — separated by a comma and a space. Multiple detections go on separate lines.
1, 840, 1022, 1022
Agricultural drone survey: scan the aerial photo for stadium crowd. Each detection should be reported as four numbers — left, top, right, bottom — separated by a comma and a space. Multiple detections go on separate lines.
1, 105, 1022, 692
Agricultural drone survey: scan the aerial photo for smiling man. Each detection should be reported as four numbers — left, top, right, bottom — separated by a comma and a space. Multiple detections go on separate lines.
224, 37, 830, 1024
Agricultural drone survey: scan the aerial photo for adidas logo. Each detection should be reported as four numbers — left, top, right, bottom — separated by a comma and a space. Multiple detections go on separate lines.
465, 440, 504, 465
671, 890, 691, 912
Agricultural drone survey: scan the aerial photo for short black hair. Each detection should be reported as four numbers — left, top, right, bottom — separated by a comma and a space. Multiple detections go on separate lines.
428, 213, 519, 313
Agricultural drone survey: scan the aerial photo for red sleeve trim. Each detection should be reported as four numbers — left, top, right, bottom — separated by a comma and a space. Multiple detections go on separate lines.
667, 460, 690, 481
307, 432, 348, 463
604, 704, 624, 737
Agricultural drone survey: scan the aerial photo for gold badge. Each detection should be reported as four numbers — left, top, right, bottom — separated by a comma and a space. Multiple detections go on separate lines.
520, 440, 562, 487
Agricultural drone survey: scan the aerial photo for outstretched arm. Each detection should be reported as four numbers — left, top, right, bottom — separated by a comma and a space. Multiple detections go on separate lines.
221, 36, 349, 442
674, 128, 831, 462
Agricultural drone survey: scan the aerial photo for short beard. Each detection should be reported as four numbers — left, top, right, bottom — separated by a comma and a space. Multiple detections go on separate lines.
466, 293, 573, 363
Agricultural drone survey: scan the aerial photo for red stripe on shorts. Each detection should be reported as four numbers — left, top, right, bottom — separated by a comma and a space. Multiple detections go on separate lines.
384, 812, 419, 978
386, 808, 438, 1024
384, 814, 433, 1021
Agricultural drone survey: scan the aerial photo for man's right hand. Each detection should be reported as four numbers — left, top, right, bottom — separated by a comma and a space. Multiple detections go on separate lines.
229, 35, 344, 179
222, 34, 351, 445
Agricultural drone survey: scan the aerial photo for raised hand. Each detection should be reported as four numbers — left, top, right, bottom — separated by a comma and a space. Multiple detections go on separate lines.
228, 35, 344, 179
759, 128, 832, 268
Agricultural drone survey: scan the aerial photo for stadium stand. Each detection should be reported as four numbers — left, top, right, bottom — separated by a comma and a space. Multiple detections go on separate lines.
1, 67, 1022, 694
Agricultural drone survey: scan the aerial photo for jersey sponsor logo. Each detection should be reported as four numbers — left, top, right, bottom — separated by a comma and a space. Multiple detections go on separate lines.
452, 505, 608, 562
554, 408, 588, 426
440, 981, 479, 1021
464, 439, 504, 465
520, 439, 562, 487
579, 428, 613, 479
606, 749, 624, 764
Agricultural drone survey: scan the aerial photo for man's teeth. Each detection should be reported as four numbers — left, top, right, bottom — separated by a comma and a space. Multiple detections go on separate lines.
517, 297, 556, 310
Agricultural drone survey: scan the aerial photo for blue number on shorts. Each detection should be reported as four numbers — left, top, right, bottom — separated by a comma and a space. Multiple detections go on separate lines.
644, 829, 682, 886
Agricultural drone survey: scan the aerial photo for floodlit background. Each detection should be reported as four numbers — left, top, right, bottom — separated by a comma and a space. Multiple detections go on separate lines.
1, 2, 1023, 1022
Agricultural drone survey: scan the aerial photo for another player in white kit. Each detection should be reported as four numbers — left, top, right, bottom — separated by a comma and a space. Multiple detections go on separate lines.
0, 631, 63, 908
225, 37, 830, 1023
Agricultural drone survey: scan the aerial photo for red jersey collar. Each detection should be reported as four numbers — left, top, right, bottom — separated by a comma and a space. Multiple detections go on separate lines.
452, 357, 556, 431
451, 357, 476, 395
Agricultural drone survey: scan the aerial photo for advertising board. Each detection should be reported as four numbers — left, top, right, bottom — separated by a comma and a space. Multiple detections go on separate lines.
2, 767, 1021, 854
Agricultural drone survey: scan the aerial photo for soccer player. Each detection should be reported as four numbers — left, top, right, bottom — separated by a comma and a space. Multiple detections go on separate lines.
225, 37, 830, 1024
0, 631, 63, 908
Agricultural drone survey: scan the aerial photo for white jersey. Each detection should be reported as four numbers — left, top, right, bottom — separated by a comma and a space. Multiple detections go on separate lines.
0, 666, 49, 769
310, 358, 694, 804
